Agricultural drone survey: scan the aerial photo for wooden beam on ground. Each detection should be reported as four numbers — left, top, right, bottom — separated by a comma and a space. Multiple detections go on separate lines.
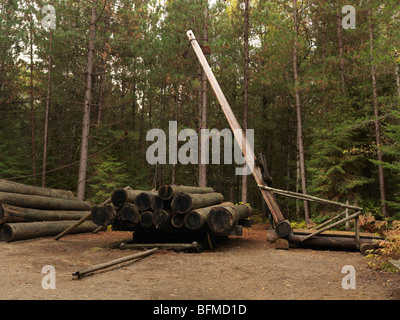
72, 247, 159, 279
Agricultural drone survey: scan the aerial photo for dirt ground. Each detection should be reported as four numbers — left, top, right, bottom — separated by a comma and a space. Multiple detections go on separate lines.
0, 224, 399, 300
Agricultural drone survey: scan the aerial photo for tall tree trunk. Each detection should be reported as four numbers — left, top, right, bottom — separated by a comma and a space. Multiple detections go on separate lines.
77, 1, 98, 200
293, 0, 310, 224
198, 2, 208, 188
241, 0, 249, 204
369, 12, 389, 217
96, 0, 112, 127
30, 17, 36, 186
131, 79, 137, 157
395, 52, 400, 99
337, 10, 346, 94
42, 30, 53, 187
396, 63, 400, 100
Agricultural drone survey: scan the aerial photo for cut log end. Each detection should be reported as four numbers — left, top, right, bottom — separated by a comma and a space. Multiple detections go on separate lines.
139, 211, 153, 228
111, 189, 127, 208
275, 220, 292, 238
0, 224, 12, 242
117, 203, 139, 228
184, 211, 203, 230
171, 214, 185, 228
359, 242, 378, 256
91, 204, 116, 227
150, 195, 164, 211
171, 192, 192, 214
158, 185, 174, 200
208, 207, 234, 234
152, 209, 171, 229
135, 192, 151, 211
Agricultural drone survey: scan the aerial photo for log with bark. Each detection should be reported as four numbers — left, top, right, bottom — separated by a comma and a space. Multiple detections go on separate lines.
266, 229, 382, 255
0, 220, 97, 242
0, 179, 76, 200
0, 203, 89, 224
158, 185, 214, 200
0, 191, 91, 211
171, 192, 224, 214
208, 204, 252, 235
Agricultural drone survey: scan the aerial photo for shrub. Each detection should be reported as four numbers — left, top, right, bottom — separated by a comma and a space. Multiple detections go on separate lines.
359, 213, 400, 272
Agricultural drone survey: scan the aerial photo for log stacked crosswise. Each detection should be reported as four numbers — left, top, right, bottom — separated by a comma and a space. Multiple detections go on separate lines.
91, 184, 252, 245
0, 179, 96, 242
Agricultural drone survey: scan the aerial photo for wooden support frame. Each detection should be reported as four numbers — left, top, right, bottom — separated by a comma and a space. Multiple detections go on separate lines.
187, 30, 290, 236
258, 183, 364, 245
300, 211, 362, 242
258, 184, 363, 211
314, 211, 346, 230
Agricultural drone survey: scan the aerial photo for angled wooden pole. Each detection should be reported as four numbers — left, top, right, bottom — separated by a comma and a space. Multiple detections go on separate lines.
187, 30, 290, 236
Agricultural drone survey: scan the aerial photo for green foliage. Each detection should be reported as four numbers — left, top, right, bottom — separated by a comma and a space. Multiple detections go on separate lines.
87, 155, 130, 205
0, 0, 400, 220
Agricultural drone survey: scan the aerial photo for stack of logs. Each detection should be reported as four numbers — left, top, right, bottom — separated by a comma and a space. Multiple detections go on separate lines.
91, 185, 252, 246
0, 180, 96, 242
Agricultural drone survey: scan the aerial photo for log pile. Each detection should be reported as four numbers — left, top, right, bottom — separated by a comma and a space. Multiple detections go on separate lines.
0, 179, 96, 242
91, 184, 252, 247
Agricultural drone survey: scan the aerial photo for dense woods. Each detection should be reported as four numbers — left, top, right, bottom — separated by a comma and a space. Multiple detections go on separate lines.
1, 0, 400, 223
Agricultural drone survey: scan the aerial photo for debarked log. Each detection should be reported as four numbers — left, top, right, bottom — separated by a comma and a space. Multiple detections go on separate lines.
184, 202, 234, 231
91, 204, 117, 227
135, 191, 162, 211
158, 185, 215, 200
0, 203, 89, 224
207, 204, 252, 235
111, 188, 143, 209
0, 179, 76, 200
0, 191, 91, 211
0, 220, 97, 242
171, 192, 224, 214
